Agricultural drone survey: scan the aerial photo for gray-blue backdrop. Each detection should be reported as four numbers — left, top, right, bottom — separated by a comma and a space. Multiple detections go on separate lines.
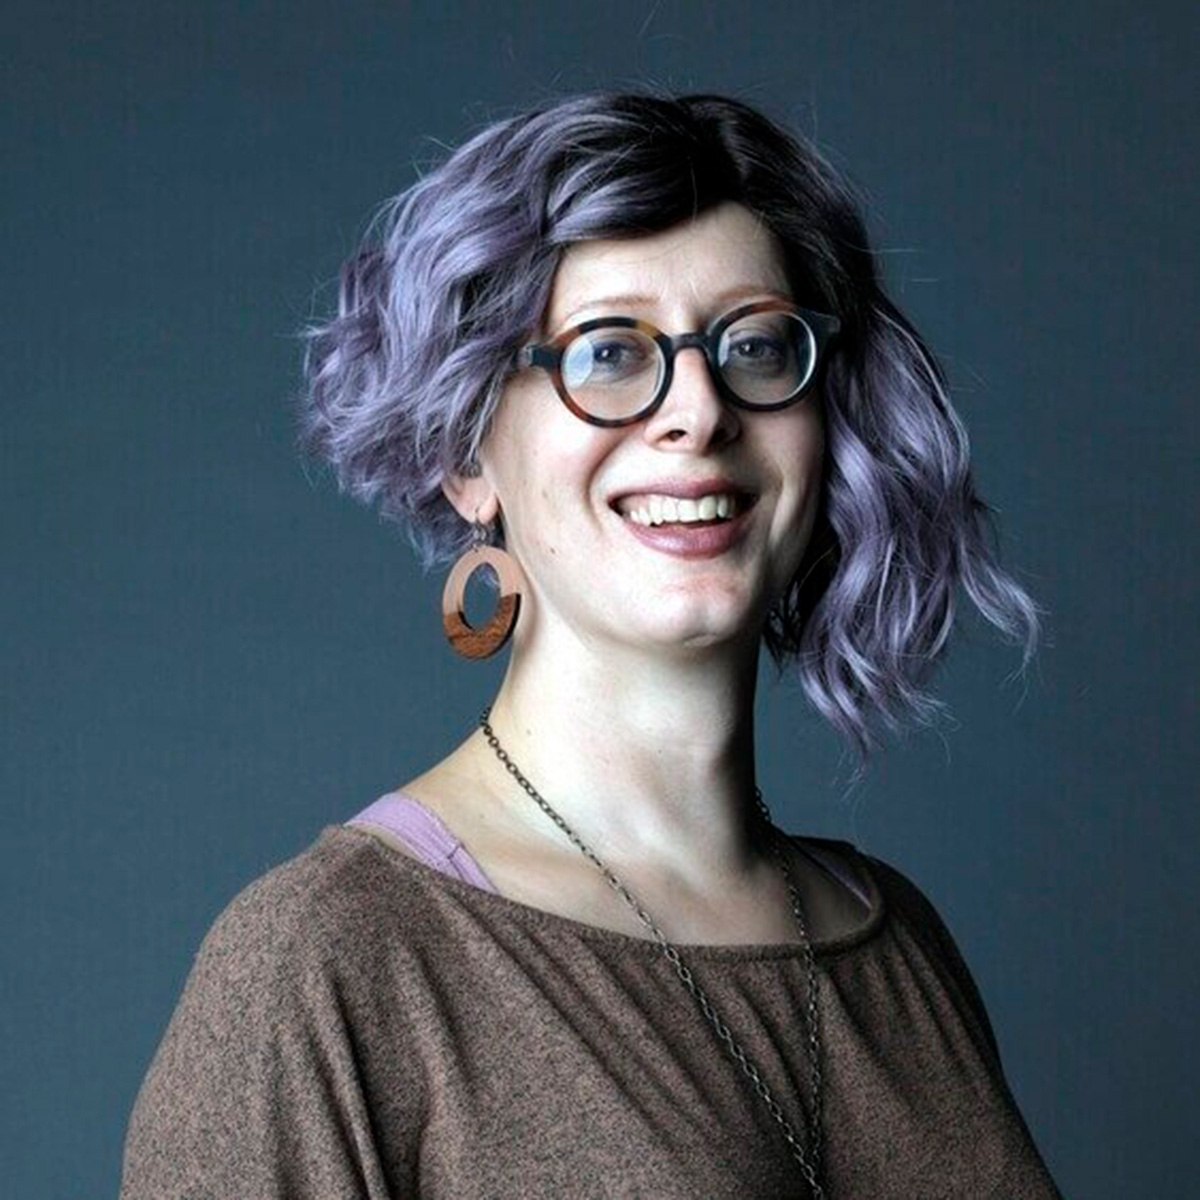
4, 2, 1197, 1196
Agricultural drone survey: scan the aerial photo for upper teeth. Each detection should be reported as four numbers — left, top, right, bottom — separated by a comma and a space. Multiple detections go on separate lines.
622, 492, 736, 527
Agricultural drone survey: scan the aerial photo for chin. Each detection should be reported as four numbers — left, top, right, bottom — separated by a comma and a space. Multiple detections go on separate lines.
593, 578, 768, 657
641, 609, 762, 656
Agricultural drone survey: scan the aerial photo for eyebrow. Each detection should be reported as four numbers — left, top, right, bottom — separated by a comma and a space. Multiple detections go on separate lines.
550, 284, 793, 333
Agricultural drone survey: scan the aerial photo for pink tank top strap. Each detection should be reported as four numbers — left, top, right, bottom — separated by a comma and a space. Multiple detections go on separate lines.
794, 840, 871, 908
349, 793, 868, 910
346, 792, 499, 893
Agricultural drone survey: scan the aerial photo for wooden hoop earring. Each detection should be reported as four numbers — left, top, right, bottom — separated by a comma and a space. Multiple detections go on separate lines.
441, 543, 526, 659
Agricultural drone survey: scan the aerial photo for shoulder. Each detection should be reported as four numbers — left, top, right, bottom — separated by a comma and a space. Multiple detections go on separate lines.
130, 826, 434, 1122
193, 823, 433, 995
123, 826, 430, 1197
798, 834, 966, 940
857, 849, 973, 959
174, 825, 458, 1041
197, 826, 377, 968
853, 846, 1004, 1060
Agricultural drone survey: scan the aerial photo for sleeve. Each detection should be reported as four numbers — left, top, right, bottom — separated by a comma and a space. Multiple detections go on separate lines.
119, 881, 399, 1200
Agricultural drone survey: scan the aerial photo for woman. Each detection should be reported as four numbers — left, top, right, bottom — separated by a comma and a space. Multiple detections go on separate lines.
121, 92, 1060, 1198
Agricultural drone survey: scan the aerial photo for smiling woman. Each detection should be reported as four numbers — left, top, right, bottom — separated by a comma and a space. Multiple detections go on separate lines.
119, 92, 1061, 1199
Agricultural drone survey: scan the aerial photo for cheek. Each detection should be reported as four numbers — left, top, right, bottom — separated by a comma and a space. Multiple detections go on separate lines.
775, 423, 826, 563
526, 486, 564, 560
491, 429, 616, 566
780, 411, 825, 504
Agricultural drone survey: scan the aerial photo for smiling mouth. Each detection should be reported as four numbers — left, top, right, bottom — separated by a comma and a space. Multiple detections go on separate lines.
612, 491, 751, 527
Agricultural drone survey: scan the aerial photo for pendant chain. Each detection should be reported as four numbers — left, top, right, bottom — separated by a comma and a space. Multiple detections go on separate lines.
478, 708, 825, 1197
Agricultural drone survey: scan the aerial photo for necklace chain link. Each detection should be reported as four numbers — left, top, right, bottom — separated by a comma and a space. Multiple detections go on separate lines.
478, 708, 825, 1196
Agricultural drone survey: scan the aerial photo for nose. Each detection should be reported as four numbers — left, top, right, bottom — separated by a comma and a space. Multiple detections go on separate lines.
641, 343, 741, 450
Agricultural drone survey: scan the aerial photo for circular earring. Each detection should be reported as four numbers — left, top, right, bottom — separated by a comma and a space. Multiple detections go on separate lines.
441, 523, 526, 659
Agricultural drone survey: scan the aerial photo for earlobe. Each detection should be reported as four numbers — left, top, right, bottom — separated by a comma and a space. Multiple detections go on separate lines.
442, 466, 500, 527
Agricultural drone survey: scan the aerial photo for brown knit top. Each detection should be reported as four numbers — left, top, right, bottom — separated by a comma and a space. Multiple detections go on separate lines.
120, 817, 1061, 1198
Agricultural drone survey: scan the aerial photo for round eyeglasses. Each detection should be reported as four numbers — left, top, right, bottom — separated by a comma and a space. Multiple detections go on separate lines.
517, 300, 841, 428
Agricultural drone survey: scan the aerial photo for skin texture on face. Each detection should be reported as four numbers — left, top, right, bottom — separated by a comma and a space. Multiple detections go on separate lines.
445, 201, 825, 668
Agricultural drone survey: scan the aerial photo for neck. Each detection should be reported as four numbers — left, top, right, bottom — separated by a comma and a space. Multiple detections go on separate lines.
466, 626, 769, 890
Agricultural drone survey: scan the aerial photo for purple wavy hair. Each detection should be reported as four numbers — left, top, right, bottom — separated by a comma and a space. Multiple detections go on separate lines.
297, 90, 1043, 770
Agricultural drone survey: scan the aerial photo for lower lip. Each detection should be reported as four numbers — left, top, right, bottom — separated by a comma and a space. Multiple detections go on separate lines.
616, 505, 754, 559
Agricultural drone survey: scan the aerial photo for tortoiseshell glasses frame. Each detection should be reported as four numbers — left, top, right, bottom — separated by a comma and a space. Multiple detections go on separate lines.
516, 299, 842, 428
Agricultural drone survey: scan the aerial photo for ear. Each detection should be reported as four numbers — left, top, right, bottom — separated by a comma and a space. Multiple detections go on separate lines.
441, 467, 501, 527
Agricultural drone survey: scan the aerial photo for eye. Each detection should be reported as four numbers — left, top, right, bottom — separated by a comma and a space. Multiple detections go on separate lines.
729, 334, 783, 358
724, 332, 789, 373
563, 330, 657, 387
718, 310, 809, 382
593, 339, 643, 368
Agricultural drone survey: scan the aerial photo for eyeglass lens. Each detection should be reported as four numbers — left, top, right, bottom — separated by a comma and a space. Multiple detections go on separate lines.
560, 311, 817, 422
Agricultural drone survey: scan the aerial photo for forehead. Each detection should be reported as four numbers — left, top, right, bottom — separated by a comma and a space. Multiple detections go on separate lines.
544, 202, 791, 329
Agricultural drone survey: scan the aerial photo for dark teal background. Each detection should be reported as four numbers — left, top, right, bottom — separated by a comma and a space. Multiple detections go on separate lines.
4, 3, 1197, 1196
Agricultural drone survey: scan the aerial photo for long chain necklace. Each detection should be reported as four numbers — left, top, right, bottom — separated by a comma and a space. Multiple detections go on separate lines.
478, 708, 826, 1197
